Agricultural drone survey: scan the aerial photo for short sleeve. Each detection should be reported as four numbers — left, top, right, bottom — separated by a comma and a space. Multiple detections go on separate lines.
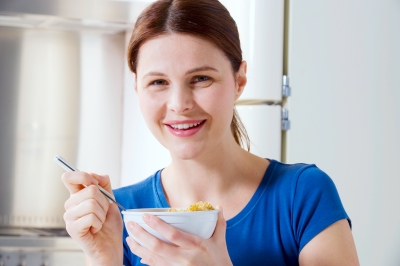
292, 166, 351, 252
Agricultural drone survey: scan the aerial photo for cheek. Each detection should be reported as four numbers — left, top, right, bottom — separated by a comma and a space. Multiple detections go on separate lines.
138, 93, 165, 128
199, 83, 236, 116
207, 82, 235, 107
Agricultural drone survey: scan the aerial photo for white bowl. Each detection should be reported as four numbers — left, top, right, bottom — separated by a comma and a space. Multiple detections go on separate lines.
122, 208, 219, 246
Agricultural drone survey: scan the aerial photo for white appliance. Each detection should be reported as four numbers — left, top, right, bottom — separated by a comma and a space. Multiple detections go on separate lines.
0, 1, 133, 265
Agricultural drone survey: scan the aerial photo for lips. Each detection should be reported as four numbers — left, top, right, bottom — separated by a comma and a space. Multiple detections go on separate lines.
165, 120, 206, 137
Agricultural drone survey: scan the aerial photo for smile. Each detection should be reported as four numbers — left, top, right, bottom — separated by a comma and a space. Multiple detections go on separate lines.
169, 121, 204, 130
166, 120, 206, 137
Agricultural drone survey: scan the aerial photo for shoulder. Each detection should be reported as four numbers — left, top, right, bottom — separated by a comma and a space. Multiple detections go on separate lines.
113, 170, 162, 209
272, 161, 351, 251
267, 160, 350, 242
263, 160, 337, 211
269, 160, 342, 210
269, 160, 325, 179
284, 162, 340, 202
266, 160, 331, 193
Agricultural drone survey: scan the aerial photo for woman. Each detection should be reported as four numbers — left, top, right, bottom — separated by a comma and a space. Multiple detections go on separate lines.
61, 0, 359, 265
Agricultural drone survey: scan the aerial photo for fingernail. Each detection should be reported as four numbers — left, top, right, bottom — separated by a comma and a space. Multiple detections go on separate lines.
128, 222, 135, 230
142, 214, 150, 222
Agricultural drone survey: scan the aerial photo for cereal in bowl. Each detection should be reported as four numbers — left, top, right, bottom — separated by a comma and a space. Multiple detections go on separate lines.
167, 201, 215, 212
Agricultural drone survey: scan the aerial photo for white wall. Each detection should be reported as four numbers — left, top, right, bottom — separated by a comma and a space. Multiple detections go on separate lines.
286, 0, 400, 265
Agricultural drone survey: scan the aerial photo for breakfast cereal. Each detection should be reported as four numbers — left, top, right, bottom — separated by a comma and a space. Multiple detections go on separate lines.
167, 201, 215, 212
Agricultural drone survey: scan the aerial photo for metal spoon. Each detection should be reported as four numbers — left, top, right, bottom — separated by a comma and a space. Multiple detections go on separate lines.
54, 155, 126, 211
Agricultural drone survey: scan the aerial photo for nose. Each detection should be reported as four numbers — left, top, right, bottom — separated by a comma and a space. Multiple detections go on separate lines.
167, 83, 193, 114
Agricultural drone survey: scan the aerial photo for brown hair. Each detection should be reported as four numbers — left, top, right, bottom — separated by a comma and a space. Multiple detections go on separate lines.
127, 0, 250, 151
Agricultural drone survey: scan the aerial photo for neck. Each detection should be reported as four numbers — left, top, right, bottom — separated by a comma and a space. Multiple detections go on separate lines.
161, 138, 268, 210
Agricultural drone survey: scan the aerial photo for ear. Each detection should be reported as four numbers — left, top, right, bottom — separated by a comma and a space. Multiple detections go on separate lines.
234, 61, 247, 101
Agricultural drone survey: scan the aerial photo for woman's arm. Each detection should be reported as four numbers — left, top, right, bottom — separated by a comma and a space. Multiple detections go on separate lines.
299, 219, 359, 266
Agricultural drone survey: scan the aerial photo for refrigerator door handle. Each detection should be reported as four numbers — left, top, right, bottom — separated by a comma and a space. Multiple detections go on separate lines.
282, 108, 290, 131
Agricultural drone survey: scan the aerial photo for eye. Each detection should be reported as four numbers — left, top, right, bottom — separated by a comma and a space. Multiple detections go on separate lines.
192, 76, 211, 83
149, 79, 168, 86
191, 76, 213, 88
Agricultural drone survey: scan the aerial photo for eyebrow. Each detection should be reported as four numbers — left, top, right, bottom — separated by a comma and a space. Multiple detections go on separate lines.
142, 66, 219, 79
185, 66, 219, 75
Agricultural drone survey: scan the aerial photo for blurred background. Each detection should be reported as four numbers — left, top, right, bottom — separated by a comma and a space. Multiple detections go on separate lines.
0, 0, 399, 265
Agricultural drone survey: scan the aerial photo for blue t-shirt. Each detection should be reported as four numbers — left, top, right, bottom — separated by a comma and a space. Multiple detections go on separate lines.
114, 159, 350, 266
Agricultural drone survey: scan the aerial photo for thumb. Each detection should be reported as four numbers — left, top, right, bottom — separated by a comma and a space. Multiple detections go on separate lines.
91, 173, 113, 194
212, 205, 227, 239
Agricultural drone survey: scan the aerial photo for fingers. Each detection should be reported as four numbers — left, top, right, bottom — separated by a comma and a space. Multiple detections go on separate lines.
128, 221, 178, 252
126, 237, 160, 266
61, 171, 113, 213
64, 185, 110, 214
126, 208, 231, 265
126, 222, 176, 265
67, 212, 104, 236
61, 171, 114, 197
64, 197, 108, 226
141, 214, 202, 249
91, 173, 114, 195
63, 185, 110, 238
61, 171, 98, 194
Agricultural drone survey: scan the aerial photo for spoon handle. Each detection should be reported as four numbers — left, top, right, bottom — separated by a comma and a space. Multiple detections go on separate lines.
54, 155, 126, 211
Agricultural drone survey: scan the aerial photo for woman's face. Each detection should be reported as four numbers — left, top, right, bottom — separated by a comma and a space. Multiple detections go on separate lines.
135, 34, 246, 160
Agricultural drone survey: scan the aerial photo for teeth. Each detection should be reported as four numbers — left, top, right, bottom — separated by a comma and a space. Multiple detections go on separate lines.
171, 122, 202, 129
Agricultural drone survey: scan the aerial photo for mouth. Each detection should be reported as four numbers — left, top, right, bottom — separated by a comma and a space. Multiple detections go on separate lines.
165, 120, 206, 138
167, 120, 206, 130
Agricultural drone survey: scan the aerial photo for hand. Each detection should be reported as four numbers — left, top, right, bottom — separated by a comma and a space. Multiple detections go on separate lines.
61, 172, 123, 265
126, 206, 233, 266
